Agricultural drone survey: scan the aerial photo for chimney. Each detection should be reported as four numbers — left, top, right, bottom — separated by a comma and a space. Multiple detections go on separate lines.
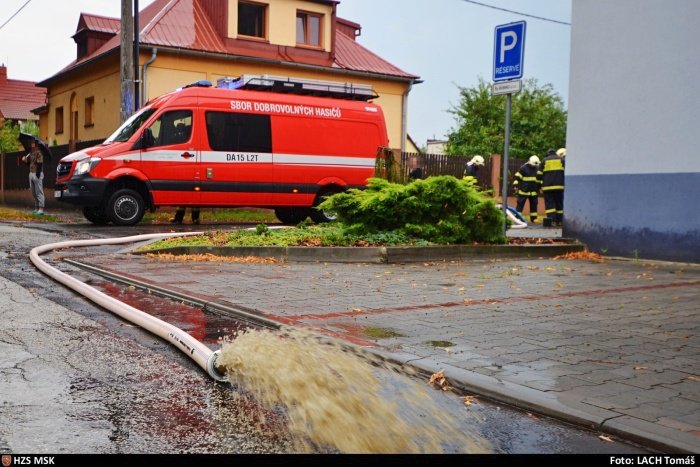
0, 64, 7, 82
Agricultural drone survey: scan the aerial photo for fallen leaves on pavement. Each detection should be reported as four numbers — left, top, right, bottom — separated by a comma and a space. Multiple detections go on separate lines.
553, 250, 604, 262
428, 370, 452, 391
146, 253, 280, 264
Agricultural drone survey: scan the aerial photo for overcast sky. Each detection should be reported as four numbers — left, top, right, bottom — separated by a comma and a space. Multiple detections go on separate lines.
0, 0, 571, 147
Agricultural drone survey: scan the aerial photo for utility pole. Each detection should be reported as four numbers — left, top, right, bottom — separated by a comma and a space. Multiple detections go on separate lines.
133, 0, 140, 111
120, 0, 134, 123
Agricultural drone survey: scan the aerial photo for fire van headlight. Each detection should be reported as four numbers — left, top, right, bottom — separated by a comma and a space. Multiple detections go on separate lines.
75, 157, 100, 176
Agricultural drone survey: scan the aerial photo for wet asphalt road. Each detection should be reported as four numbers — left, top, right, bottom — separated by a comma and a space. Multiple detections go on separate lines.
0, 220, 653, 454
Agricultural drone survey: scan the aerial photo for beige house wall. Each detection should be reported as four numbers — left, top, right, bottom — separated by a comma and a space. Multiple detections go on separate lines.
44, 55, 121, 145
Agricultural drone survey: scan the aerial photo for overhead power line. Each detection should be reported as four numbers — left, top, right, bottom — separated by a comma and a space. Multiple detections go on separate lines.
0, 0, 32, 32
460, 0, 571, 26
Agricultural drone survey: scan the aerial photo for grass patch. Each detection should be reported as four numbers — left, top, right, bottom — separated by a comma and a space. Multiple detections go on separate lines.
143, 208, 278, 225
363, 327, 406, 339
138, 223, 432, 251
426, 340, 455, 348
0, 207, 63, 223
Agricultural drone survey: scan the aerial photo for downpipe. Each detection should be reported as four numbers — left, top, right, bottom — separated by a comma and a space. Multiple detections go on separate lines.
29, 232, 227, 382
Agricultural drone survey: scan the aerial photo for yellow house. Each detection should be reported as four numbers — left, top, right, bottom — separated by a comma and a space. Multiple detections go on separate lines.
37, 0, 420, 152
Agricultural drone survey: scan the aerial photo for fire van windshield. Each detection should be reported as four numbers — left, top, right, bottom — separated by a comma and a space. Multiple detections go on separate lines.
104, 108, 157, 143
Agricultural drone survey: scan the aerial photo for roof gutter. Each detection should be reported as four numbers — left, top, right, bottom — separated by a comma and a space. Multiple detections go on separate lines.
151, 45, 421, 85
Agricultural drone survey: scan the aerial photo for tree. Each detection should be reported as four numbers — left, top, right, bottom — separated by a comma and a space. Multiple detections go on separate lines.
445, 77, 567, 159
0, 120, 39, 154
0, 120, 21, 154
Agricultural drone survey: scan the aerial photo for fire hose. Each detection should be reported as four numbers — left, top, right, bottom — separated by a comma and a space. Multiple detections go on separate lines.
29, 232, 227, 381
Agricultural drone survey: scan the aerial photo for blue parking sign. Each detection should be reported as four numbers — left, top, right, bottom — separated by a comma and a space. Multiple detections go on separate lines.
493, 21, 526, 82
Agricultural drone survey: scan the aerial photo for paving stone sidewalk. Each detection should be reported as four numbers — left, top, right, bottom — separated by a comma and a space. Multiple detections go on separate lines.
77, 250, 700, 452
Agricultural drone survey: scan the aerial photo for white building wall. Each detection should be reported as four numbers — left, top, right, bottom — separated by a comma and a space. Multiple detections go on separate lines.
565, 0, 700, 261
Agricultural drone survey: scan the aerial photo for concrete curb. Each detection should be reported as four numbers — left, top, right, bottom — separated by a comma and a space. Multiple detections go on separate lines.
63, 259, 693, 453
132, 240, 586, 263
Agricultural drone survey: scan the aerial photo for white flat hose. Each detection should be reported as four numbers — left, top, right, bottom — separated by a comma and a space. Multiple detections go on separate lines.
29, 232, 226, 381
507, 210, 528, 229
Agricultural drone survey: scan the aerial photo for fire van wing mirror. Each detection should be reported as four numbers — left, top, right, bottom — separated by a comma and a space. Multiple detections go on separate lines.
138, 128, 155, 149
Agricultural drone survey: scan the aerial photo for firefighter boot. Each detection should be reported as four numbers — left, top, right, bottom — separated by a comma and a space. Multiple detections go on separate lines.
191, 208, 200, 225
170, 208, 185, 224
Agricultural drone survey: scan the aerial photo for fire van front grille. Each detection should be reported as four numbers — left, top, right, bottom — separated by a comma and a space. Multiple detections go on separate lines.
57, 162, 72, 178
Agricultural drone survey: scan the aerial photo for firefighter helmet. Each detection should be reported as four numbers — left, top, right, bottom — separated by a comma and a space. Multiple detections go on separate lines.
556, 148, 567, 157
528, 155, 540, 166
471, 155, 485, 166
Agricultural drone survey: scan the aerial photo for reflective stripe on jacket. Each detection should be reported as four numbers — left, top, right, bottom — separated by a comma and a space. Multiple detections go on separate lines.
514, 163, 541, 196
540, 154, 565, 191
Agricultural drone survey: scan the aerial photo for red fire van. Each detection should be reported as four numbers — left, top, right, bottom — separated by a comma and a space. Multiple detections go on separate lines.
54, 75, 389, 225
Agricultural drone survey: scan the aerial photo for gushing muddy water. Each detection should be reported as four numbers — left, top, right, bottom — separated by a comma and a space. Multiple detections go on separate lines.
218, 328, 491, 453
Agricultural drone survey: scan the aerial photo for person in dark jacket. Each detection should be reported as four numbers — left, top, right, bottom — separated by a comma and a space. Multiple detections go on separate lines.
22, 140, 45, 215
513, 155, 541, 222
408, 156, 424, 180
539, 148, 565, 227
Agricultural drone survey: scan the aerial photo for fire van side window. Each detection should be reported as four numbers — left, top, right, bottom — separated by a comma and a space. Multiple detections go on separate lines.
148, 110, 193, 147
205, 112, 272, 153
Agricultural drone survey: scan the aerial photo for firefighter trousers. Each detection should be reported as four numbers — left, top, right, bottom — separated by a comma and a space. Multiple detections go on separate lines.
516, 195, 538, 222
543, 190, 564, 225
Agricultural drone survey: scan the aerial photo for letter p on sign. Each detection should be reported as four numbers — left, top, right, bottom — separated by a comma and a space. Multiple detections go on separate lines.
499, 31, 518, 63
493, 21, 526, 82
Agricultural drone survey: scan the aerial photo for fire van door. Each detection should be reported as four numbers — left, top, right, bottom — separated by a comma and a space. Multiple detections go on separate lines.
198, 111, 273, 206
139, 109, 200, 206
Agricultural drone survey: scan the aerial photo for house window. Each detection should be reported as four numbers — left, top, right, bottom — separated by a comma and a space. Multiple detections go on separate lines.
55, 107, 64, 134
296, 12, 322, 47
238, 1, 266, 39
84, 97, 95, 127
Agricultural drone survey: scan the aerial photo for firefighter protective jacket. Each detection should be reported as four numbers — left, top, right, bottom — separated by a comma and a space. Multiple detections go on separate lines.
513, 163, 541, 196
540, 154, 565, 191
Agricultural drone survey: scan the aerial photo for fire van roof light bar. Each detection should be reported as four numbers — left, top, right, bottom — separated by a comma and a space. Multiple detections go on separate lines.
216, 74, 379, 101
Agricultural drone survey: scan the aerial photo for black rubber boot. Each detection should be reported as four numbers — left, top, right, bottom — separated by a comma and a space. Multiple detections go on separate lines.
170, 208, 185, 224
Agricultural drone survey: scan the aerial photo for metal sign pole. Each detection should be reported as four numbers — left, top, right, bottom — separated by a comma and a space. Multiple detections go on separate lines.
501, 92, 512, 235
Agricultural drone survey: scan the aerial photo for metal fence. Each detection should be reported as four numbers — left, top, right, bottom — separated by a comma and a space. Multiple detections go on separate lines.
399, 152, 528, 193
2, 139, 104, 190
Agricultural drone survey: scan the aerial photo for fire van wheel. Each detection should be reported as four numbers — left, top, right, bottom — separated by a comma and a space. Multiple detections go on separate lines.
82, 206, 110, 225
106, 188, 145, 226
310, 188, 342, 223
274, 207, 310, 225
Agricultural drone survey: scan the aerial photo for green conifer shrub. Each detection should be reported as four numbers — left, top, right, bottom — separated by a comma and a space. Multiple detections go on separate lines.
319, 176, 507, 245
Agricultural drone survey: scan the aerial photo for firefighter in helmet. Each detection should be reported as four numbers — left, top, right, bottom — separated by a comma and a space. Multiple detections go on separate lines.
463, 155, 485, 183
513, 155, 542, 223
540, 148, 565, 226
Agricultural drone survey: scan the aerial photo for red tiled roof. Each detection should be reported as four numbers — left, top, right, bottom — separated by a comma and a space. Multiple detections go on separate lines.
0, 75, 46, 120
77, 13, 120, 35
41, 0, 417, 85
334, 32, 417, 79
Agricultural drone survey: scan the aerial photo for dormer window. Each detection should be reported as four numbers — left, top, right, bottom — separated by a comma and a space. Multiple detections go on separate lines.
238, 1, 267, 39
296, 11, 322, 47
